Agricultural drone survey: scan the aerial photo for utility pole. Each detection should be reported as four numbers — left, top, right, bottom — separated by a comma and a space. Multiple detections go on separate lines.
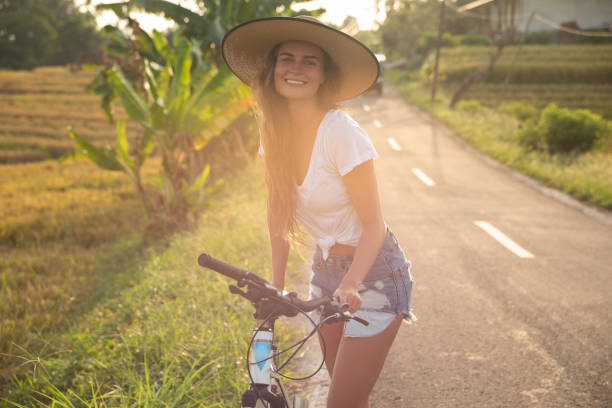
431, 0, 446, 102
497, 11, 534, 107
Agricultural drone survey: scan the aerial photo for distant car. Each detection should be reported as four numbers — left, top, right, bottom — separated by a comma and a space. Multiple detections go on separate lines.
367, 53, 386, 96
369, 64, 384, 95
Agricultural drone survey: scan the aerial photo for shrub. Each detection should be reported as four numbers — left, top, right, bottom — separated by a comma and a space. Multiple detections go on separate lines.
498, 101, 539, 122
541, 104, 609, 153
417, 31, 457, 55
457, 99, 485, 113
515, 120, 545, 150
458, 34, 490, 46
522, 31, 554, 45
516, 103, 610, 153
576, 32, 612, 45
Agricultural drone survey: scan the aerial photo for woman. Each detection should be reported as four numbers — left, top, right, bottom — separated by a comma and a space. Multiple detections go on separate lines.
222, 16, 414, 407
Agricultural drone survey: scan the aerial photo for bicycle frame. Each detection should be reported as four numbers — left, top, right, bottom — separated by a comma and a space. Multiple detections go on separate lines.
197, 252, 367, 408
242, 326, 303, 408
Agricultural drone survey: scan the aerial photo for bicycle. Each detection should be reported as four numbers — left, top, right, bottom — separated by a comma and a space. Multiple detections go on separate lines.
198, 253, 369, 408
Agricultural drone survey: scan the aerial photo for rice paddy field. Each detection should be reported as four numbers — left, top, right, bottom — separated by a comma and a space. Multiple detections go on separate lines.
0, 66, 155, 396
0, 66, 138, 164
430, 44, 612, 118
0, 149, 159, 397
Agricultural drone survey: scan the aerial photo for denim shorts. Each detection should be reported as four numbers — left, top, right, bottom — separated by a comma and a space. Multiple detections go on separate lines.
309, 229, 415, 338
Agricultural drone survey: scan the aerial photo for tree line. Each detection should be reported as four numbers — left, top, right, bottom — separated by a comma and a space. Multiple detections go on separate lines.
0, 0, 104, 69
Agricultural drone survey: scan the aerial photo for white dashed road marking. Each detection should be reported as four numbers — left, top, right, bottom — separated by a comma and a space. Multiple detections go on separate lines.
412, 168, 436, 187
363, 104, 371, 112
373, 119, 383, 128
474, 221, 535, 258
387, 137, 401, 151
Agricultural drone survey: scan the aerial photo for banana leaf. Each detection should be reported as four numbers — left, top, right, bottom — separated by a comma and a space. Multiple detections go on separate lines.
138, 130, 155, 167
186, 164, 210, 195
86, 69, 116, 123
167, 38, 192, 123
192, 87, 255, 149
108, 66, 151, 129
97, 0, 209, 37
115, 120, 135, 175
62, 130, 123, 171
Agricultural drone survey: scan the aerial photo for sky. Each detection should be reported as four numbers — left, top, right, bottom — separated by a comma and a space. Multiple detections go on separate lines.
77, 0, 386, 32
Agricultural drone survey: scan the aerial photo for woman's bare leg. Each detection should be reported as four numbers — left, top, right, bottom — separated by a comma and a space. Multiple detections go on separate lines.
317, 321, 344, 375
326, 315, 403, 408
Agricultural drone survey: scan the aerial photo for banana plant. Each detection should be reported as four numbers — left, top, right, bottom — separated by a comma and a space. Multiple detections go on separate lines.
61, 119, 155, 214
63, 30, 254, 226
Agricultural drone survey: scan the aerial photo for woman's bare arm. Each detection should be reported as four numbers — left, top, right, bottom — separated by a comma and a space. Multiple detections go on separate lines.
268, 209, 290, 291
335, 159, 386, 312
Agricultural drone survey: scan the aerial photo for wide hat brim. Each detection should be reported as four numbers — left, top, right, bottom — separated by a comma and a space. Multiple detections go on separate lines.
222, 16, 379, 102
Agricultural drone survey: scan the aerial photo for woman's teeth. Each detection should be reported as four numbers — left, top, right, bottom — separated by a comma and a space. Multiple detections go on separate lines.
286, 79, 305, 85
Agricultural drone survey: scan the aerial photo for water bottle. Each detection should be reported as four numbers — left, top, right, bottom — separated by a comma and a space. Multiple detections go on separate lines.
249, 328, 273, 386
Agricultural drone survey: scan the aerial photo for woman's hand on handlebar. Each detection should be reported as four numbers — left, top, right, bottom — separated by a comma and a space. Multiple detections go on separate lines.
333, 283, 362, 314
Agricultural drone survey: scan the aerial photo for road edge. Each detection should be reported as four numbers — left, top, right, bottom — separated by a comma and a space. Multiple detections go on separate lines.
405, 101, 612, 229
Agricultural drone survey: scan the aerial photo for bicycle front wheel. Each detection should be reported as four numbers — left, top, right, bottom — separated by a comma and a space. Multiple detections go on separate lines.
292, 395, 309, 408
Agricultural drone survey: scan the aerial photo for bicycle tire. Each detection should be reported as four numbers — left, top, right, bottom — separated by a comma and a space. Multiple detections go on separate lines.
292, 395, 309, 408
251, 395, 308, 408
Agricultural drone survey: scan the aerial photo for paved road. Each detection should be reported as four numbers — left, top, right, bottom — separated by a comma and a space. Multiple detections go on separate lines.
332, 87, 612, 407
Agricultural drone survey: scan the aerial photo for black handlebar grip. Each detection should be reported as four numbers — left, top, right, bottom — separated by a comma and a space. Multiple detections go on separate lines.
198, 253, 249, 281
352, 316, 370, 326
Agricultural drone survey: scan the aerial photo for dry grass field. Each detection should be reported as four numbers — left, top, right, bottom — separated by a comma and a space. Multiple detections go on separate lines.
0, 156, 162, 391
0, 66, 160, 394
0, 66, 138, 164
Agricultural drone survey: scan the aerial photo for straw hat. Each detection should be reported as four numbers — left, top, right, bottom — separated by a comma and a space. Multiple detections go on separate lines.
221, 16, 379, 102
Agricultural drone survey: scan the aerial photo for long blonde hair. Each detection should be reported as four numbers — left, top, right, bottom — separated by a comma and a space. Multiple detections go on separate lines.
255, 42, 340, 240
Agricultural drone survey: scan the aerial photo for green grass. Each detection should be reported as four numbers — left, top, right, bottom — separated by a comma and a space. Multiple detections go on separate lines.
2, 158, 309, 406
422, 44, 612, 119
462, 83, 612, 119
0, 157, 159, 394
387, 69, 612, 210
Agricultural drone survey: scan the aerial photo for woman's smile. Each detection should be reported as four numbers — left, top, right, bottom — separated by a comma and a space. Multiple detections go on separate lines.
285, 78, 306, 86
274, 41, 325, 101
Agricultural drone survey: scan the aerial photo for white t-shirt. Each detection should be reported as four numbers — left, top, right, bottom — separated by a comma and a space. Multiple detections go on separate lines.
296, 109, 378, 259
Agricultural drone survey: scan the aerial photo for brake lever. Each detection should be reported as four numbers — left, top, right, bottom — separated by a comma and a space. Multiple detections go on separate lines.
229, 284, 251, 301
351, 315, 369, 326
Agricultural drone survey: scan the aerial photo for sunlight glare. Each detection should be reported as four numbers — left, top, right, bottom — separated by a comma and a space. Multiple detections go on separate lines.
294, 0, 386, 30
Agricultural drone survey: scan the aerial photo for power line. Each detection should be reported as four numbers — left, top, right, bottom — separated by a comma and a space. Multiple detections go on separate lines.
445, 1, 518, 21
457, 0, 495, 13
534, 13, 612, 37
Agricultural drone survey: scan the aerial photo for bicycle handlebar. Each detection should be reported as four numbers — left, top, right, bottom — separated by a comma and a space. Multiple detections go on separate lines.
199, 252, 329, 311
198, 252, 368, 326
198, 253, 252, 282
